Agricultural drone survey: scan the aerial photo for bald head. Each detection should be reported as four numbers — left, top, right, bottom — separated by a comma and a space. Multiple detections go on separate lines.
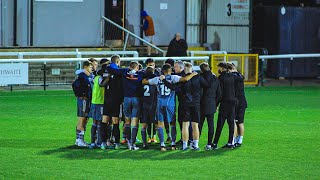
175, 33, 181, 41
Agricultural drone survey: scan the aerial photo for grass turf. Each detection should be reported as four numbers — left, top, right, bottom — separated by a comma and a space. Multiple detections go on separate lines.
0, 86, 319, 179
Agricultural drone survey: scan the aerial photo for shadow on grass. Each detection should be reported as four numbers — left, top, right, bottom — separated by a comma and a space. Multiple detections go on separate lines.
40, 143, 238, 161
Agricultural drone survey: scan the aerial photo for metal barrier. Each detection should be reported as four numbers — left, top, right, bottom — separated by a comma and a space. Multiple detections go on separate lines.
101, 16, 165, 55
0, 56, 209, 91
211, 54, 259, 85
0, 49, 139, 59
259, 53, 320, 86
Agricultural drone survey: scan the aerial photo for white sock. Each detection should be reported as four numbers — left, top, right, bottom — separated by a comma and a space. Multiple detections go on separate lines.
171, 141, 176, 146
193, 140, 199, 148
183, 141, 188, 149
160, 142, 165, 147
238, 136, 243, 144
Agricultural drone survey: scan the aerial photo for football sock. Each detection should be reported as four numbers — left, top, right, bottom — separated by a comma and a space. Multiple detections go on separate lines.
112, 124, 120, 143
79, 131, 85, 140
171, 126, 176, 145
96, 122, 101, 145
124, 124, 131, 142
158, 127, 165, 146
141, 127, 147, 145
100, 122, 108, 143
147, 123, 152, 138
193, 140, 199, 148
238, 136, 243, 144
106, 124, 112, 140
183, 141, 188, 149
90, 123, 97, 144
131, 126, 138, 144
76, 128, 81, 139
153, 124, 157, 137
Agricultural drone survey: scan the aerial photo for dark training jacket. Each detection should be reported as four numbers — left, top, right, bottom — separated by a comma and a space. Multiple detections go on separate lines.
218, 71, 242, 106
200, 71, 221, 115
232, 72, 248, 108
166, 38, 188, 57
164, 73, 210, 107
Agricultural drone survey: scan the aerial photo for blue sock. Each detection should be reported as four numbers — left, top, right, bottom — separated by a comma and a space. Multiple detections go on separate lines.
141, 127, 147, 145
131, 126, 138, 144
171, 126, 176, 145
158, 127, 165, 147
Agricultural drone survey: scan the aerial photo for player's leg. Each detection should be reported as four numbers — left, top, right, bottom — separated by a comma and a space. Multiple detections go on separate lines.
100, 115, 111, 149
191, 106, 200, 150
123, 98, 132, 149
112, 116, 120, 149
141, 104, 149, 146
167, 106, 177, 150
235, 107, 246, 146
223, 104, 236, 149
164, 119, 171, 143
156, 106, 166, 151
76, 98, 90, 147
130, 98, 141, 150
199, 114, 206, 136
206, 114, 214, 150
181, 106, 191, 150
141, 122, 148, 148
212, 108, 227, 149
182, 121, 190, 150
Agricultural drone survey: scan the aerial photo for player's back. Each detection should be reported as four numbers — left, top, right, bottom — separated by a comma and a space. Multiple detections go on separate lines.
181, 74, 201, 106
143, 73, 158, 107
157, 75, 176, 107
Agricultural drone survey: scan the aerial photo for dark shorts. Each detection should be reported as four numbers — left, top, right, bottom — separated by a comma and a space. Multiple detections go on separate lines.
123, 97, 141, 118
77, 98, 91, 118
182, 105, 200, 123
141, 103, 157, 124
235, 106, 246, 124
103, 100, 121, 117
177, 104, 184, 123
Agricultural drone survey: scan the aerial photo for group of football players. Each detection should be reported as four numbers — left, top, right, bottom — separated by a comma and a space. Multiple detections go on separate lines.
73, 55, 247, 151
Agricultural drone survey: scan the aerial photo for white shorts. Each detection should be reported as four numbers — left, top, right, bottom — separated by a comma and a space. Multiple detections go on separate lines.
144, 36, 154, 43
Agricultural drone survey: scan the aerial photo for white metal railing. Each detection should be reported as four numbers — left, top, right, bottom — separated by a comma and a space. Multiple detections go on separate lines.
101, 16, 165, 55
0, 49, 139, 59
259, 53, 320, 60
0, 56, 209, 63
259, 53, 320, 86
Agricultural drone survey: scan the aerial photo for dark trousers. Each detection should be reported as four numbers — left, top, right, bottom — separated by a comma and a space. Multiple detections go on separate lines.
199, 114, 214, 145
213, 103, 235, 145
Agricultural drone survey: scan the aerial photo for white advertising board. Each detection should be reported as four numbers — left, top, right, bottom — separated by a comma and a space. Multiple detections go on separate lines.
0, 63, 29, 85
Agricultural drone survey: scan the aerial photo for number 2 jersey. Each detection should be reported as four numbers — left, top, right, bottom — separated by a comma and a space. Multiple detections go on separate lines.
148, 75, 181, 107
142, 72, 158, 108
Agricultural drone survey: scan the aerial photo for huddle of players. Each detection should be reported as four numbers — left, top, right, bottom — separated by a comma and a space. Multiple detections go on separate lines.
73, 55, 247, 151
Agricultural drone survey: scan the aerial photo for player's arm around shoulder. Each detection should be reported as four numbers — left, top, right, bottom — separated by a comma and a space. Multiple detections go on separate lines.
106, 66, 126, 76
178, 72, 198, 82
142, 76, 159, 85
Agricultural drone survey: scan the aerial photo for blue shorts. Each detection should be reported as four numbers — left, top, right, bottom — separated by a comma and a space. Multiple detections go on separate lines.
90, 104, 103, 121
123, 97, 141, 118
77, 98, 91, 118
157, 105, 175, 123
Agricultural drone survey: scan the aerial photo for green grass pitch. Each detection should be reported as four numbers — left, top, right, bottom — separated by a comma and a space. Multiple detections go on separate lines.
0, 86, 319, 179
